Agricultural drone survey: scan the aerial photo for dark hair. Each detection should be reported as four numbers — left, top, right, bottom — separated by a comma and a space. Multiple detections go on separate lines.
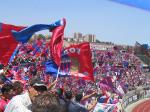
33, 86, 47, 92
75, 93, 83, 102
13, 81, 24, 95
32, 92, 67, 112
1, 84, 13, 95
65, 91, 72, 100
29, 77, 47, 92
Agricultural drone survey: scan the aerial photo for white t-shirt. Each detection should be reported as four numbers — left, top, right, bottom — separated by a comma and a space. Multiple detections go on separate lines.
4, 92, 32, 112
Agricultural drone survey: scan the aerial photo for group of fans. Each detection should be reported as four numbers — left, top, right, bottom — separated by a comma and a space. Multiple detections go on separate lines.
0, 37, 148, 112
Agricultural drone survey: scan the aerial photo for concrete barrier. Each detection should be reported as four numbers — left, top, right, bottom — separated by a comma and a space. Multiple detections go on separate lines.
121, 85, 150, 111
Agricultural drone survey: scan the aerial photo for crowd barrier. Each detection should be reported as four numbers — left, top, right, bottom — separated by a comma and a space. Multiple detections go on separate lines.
121, 85, 150, 111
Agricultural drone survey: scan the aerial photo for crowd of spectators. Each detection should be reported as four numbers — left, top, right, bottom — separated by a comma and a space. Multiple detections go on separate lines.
0, 38, 148, 112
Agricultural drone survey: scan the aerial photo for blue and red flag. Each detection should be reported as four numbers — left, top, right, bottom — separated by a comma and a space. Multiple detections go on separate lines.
45, 59, 70, 77
0, 19, 64, 65
12, 19, 63, 43
63, 42, 94, 81
0, 23, 25, 65
46, 42, 94, 81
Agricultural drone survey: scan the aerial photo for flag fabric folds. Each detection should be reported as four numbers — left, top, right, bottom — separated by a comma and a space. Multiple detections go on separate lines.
50, 18, 66, 66
45, 60, 59, 75
45, 59, 92, 79
0, 23, 25, 65
45, 60, 70, 77
12, 19, 63, 43
63, 42, 94, 81
0, 19, 64, 65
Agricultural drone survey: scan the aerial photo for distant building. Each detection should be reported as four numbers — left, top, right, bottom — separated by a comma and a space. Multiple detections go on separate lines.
64, 32, 98, 43
74, 32, 82, 39
83, 34, 96, 43
73, 32, 84, 42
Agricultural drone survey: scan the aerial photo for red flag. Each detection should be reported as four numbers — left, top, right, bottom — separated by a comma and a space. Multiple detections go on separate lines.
50, 18, 66, 66
0, 23, 25, 65
64, 42, 94, 81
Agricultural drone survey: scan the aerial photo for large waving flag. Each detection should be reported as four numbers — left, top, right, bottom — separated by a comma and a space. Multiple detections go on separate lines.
50, 18, 66, 66
45, 53, 71, 76
111, 0, 150, 11
12, 19, 63, 43
64, 42, 94, 81
0, 23, 25, 65
45, 60, 58, 75
0, 19, 64, 65
45, 42, 94, 81
45, 60, 70, 77
45, 59, 91, 79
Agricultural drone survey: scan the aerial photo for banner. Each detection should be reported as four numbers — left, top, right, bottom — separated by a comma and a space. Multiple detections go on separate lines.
93, 103, 118, 112
63, 42, 94, 81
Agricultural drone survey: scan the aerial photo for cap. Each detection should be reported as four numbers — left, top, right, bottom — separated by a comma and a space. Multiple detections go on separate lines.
30, 78, 47, 91
33, 82, 46, 87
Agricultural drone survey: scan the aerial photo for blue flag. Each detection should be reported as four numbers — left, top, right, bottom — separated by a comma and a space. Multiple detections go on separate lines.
111, 0, 150, 11
45, 60, 70, 77
12, 19, 63, 43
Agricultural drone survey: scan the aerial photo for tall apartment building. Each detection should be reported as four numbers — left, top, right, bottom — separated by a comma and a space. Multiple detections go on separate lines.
73, 32, 84, 42
83, 34, 96, 42
74, 32, 82, 38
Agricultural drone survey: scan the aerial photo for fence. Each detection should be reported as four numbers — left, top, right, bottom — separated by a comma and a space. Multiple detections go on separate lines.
121, 85, 150, 111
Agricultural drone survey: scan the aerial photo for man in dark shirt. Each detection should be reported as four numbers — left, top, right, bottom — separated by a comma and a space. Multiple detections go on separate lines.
65, 91, 88, 112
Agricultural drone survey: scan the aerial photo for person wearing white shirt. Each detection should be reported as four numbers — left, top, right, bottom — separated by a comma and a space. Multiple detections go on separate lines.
4, 78, 47, 112
4, 91, 32, 112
